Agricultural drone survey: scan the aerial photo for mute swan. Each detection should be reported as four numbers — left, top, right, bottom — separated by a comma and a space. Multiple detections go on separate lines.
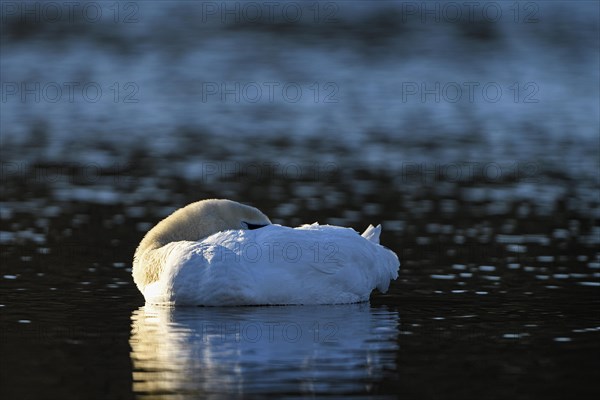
133, 199, 399, 305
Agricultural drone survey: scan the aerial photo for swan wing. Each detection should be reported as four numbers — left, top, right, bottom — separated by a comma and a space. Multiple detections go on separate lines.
146, 224, 399, 306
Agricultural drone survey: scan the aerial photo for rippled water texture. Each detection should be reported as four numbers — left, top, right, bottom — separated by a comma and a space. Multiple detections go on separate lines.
131, 305, 399, 397
1, 1, 599, 399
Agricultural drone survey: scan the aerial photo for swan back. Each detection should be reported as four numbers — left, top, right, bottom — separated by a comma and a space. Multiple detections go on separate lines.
145, 224, 399, 306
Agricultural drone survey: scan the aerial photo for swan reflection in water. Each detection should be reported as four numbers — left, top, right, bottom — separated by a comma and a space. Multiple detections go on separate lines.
130, 303, 399, 398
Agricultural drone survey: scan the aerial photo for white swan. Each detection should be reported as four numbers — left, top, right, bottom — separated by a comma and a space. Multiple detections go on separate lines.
132, 199, 399, 305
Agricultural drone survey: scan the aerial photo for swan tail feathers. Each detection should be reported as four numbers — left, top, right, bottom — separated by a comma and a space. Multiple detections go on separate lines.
375, 247, 400, 293
361, 224, 381, 244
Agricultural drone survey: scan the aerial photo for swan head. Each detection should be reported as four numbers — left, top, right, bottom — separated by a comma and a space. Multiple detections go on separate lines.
133, 199, 271, 291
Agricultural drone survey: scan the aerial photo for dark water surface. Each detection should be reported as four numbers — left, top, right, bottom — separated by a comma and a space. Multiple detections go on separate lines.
1, 1, 599, 399
1, 168, 599, 399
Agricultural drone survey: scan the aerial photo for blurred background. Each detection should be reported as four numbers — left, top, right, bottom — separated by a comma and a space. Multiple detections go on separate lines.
1, 1, 599, 399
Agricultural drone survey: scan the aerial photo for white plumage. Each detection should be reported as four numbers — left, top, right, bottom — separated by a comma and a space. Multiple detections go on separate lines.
133, 199, 399, 306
